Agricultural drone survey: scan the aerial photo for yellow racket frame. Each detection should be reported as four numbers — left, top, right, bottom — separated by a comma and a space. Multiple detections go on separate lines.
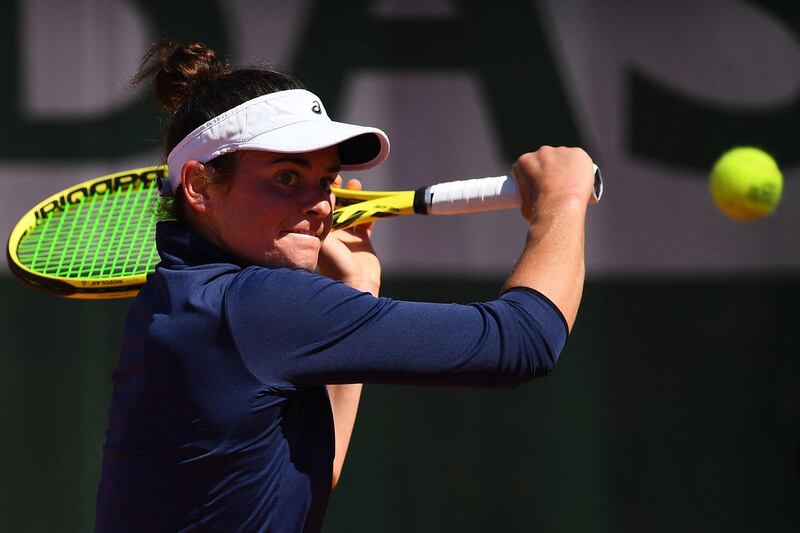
7, 166, 414, 299
7, 166, 165, 299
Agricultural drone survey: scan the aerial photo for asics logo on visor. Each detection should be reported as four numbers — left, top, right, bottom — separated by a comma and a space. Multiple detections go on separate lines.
311, 101, 322, 114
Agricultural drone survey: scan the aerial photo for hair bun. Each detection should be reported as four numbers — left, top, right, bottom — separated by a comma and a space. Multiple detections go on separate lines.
133, 42, 228, 113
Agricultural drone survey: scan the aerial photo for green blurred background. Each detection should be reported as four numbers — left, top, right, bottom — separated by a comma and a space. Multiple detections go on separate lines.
2, 277, 798, 531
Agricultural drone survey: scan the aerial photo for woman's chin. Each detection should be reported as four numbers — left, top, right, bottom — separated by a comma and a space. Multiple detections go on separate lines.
262, 246, 320, 271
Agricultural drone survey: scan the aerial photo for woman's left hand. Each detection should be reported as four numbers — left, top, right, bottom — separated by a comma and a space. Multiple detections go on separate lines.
317, 177, 381, 296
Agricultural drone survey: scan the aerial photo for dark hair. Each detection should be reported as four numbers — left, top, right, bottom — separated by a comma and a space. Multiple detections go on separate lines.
132, 42, 304, 220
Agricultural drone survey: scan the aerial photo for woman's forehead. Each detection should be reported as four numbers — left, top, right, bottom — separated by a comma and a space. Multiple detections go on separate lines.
240, 147, 341, 171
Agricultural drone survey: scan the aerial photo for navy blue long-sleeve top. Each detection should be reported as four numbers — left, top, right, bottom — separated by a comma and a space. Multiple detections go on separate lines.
96, 221, 568, 532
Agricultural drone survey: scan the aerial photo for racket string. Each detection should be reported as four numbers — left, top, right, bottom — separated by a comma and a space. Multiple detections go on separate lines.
17, 182, 160, 278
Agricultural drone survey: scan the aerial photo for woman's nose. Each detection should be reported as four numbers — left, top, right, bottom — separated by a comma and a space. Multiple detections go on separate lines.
302, 185, 333, 217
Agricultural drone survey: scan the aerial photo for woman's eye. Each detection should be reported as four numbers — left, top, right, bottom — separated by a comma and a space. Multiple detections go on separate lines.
275, 172, 298, 186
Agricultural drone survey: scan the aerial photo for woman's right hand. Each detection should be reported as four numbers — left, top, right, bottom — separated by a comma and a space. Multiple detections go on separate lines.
317, 177, 381, 297
511, 146, 596, 221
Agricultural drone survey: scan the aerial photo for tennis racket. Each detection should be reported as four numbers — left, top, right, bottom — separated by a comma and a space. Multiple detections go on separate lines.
7, 165, 602, 299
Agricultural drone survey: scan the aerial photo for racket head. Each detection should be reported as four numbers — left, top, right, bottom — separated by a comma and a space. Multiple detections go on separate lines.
7, 166, 166, 299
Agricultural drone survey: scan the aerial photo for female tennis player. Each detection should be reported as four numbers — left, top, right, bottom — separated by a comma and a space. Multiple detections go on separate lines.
95, 42, 597, 532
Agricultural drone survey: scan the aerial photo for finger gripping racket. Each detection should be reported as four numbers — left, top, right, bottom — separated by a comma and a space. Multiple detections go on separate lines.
7, 165, 602, 299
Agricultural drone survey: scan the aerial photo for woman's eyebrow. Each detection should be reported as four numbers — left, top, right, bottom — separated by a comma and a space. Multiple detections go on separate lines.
271, 155, 311, 168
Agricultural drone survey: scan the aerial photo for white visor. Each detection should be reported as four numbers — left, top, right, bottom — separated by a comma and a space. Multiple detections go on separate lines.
163, 89, 390, 196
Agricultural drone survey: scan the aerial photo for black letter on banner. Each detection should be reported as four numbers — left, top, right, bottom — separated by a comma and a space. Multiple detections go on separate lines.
0, 0, 230, 160
292, 0, 582, 162
628, 1, 800, 171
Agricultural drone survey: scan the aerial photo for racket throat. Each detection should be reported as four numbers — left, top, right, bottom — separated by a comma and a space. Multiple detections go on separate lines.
413, 186, 432, 215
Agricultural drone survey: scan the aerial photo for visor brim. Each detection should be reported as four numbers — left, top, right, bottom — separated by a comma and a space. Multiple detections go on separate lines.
238, 120, 390, 171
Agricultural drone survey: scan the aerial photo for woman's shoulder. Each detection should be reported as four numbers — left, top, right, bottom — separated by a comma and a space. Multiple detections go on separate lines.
225, 265, 375, 316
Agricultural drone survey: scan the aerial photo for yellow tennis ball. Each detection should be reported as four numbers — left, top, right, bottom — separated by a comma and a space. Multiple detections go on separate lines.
710, 147, 783, 221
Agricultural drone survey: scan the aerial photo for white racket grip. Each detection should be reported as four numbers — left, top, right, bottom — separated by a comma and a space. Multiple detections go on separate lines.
424, 164, 602, 215
424, 176, 520, 215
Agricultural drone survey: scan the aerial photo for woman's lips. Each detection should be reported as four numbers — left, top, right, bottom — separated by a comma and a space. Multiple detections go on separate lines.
281, 228, 321, 238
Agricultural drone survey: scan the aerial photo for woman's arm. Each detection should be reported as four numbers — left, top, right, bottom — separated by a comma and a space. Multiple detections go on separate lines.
325, 382, 362, 488
229, 152, 595, 489
318, 178, 380, 489
502, 147, 596, 331
230, 150, 596, 388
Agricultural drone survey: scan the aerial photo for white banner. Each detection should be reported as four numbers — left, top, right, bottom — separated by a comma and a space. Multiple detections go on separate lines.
2, 0, 798, 276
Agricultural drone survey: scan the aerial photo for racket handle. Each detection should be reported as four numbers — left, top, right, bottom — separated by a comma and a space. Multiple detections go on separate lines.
419, 164, 602, 215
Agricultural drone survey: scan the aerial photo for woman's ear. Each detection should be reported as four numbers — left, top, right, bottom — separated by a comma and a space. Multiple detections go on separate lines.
181, 160, 212, 213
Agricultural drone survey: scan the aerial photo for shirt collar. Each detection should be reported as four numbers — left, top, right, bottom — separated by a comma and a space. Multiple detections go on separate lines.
155, 221, 242, 268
